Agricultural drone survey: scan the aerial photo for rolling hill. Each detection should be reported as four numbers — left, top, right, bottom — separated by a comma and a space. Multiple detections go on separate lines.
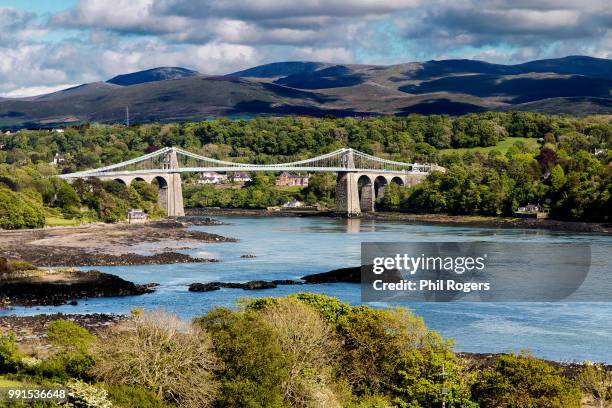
0, 56, 610, 127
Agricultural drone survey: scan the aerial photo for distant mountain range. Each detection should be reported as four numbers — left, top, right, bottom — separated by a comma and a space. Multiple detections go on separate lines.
1, 56, 611, 128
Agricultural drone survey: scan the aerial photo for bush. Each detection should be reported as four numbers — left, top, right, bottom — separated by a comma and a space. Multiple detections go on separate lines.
0, 332, 22, 373
104, 384, 169, 408
576, 362, 612, 408
472, 352, 582, 408
46, 320, 95, 353
0, 187, 45, 229
259, 298, 342, 407
10, 261, 37, 271
65, 379, 113, 408
197, 307, 288, 408
32, 320, 97, 380
93, 310, 218, 408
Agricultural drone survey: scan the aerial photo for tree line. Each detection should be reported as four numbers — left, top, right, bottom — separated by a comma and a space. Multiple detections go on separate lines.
0, 111, 610, 227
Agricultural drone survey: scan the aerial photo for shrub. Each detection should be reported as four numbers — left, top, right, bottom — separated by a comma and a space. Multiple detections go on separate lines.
576, 362, 612, 408
0, 332, 22, 373
259, 298, 342, 407
93, 310, 218, 408
46, 320, 95, 353
197, 307, 288, 408
33, 320, 97, 380
65, 379, 113, 408
7, 260, 38, 272
338, 306, 445, 394
104, 384, 168, 408
0, 186, 45, 229
472, 352, 582, 408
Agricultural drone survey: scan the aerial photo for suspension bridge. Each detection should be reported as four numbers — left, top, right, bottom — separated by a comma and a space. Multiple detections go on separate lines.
59, 147, 443, 216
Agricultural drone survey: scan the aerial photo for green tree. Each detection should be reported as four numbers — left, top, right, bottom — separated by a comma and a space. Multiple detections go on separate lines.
472, 352, 581, 408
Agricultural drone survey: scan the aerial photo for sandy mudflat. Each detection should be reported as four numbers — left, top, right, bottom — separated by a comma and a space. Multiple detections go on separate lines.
0, 220, 235, 267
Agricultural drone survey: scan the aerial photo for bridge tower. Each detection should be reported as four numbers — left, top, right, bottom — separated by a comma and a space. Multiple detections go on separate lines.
335, 149, 361, 217
161, 148, 185, 217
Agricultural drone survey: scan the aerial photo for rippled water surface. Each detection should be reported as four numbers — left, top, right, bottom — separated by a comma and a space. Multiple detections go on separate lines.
3, 216, 611, 362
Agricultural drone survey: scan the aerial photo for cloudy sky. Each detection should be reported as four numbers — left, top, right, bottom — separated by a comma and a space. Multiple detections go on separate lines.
1, 0, 611, 97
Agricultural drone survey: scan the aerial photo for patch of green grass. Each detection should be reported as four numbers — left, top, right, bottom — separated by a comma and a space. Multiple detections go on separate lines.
440, 137, 540, 156
273, 185, 303, 193
0, 377, 25, 387
45, 217, 82, 227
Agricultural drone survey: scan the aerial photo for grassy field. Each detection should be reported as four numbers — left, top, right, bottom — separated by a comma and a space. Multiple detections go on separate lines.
44, 216, 82, 227
439, 137, 540, 156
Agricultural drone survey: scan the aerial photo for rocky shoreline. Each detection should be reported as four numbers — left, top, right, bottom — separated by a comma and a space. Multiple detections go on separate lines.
189, 279, 303, 292
0, 313, 127, 341
188, 267, 360, 292
0, 269, 156, 307
0, 219, 235, 267
28, 251, 220, 268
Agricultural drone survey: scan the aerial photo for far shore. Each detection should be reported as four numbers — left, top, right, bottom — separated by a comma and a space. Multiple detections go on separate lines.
187, 207, 612, 234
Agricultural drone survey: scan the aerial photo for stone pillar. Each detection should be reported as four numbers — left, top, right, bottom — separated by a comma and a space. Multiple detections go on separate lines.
161, 148, 185, 217
335, 172, 361, 216
359, 182, 374, 212
164, 173, 185, 217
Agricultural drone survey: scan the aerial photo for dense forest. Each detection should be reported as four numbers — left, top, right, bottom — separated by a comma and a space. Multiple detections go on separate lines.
1, 292, 606, 408
0, 112, 610, 228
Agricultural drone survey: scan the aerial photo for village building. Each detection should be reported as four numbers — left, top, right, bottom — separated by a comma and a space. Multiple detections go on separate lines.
197, 172, 228, 184
51, 153, 66, 165
127, 209, 148, 224
282, 199, 305, 208
278, 199, 321, 211
230, 172, 252, 183
275, 172, 309, 186
514, 203, 549, 219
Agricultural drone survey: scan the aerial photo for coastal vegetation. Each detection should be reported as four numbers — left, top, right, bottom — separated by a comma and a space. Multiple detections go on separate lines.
0, 112, 610, 228
1, 294, 605, 408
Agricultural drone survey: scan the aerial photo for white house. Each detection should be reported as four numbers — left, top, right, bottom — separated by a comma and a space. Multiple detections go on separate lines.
127, 209, 147, 224
51, 153, 66, 165
198, 172, 228, 184
230, 172, 252, 183
282, 199, 305, 208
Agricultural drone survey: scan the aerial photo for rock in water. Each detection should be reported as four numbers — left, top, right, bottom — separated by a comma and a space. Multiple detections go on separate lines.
301, 266, 361, 283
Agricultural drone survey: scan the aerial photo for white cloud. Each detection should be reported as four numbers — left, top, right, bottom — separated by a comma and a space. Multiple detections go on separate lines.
0, 84, 79, 98
293, 47, 353, 63
0, 0, 610, 96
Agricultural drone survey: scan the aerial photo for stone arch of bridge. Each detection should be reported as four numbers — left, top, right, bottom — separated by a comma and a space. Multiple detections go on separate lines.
374, 176, 389, 200
357, 174, 374, 213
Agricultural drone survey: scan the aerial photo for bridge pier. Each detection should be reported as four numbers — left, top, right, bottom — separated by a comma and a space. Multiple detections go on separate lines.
163, 172, 184, 217
335, 172, 361, 217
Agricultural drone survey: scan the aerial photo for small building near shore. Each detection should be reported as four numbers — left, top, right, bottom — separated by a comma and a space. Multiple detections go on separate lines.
279, 199, 320, 211
127, 209, 148, 224
514, 203, 549, 219
282, 199, 305, 208
276, 172, 309, 187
